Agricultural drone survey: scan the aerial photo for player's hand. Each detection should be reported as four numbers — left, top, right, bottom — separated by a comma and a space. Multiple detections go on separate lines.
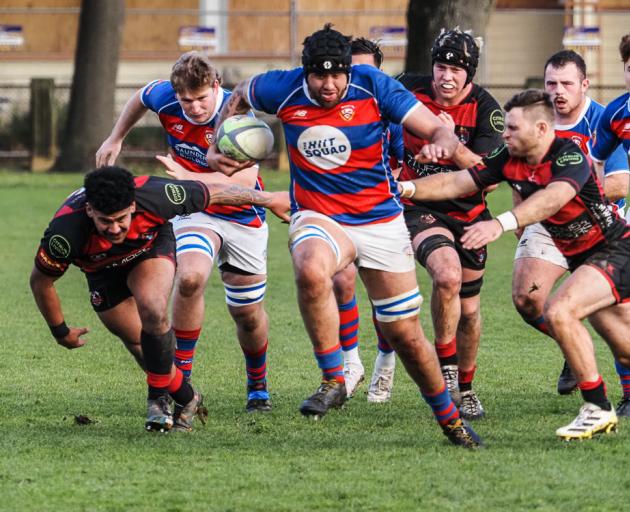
437, 111, 456, 132
155, 154, 188, 180
207, 145, 255, 176
414, 144, 447, 164
461, 219, 503, 249
267, 191, 291, 222
95, 137, 122, 168
55, 327, 89, 350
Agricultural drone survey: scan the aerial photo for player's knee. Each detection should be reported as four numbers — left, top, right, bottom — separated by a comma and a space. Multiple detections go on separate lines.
231, 305, 266, 333
139, 307, 170, 334
175, 270, 207, 298
459, 305, 480, 330
512, 288, 543, 318
295, 263, 331, 299
544, 301, 572, 334
432, 267, 461, 299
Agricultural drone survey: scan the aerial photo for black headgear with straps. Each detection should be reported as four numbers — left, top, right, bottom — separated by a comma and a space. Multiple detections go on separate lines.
431, 29, 480, 84
302, 23, 352, 76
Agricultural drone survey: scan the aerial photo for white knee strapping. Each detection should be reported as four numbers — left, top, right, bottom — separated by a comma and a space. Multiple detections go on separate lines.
224, 280, 267, 307
372, 287, 423, 322
175, 231, 216, 261
288, 224, 341, 265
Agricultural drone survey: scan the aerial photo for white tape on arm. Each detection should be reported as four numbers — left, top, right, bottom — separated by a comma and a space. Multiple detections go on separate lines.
399, 181, 416, 199
495, 211, 519, 232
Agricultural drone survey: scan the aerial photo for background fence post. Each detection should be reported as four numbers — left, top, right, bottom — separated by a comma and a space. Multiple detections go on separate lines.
30, 78, 56, 172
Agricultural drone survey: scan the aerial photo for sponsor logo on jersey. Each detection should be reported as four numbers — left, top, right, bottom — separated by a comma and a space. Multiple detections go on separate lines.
340, 105, 356, 121
37, 248, 65, 271
487, 144, 506, 159
165, 183, 187, 205
297, 125, 351, 170
144, 80, 162, 96
172, 123, 184, 133
174, 142, 207, 167
90, 253, 107, 262
556, 152, 584, 167
490, 109, 505, 133
456, 126, 470, 144
49, 235, 71, 259
571, 135, 585, 150
293, 110, 308, 118
623, 123, 630, 132
205, 130, 215, 145
90, 291, 103, 307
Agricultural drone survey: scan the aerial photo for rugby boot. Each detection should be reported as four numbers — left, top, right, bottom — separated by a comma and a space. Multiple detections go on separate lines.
344, 361, 365, 398
459, 390, 485, 420
145, 394, 174, 433
557, 360, 578, 395
441, 417, 483, 449
367, 365, 395, 403
441, 365, 461, 406
556, 403, 618, 441
172, 388, 207, 432
615, 397, 630, 417
246, 381, 272, 413
299, 379, 347, 419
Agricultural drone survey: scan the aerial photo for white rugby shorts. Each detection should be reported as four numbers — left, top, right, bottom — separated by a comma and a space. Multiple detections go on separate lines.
514, 222, 569, 270
172, 212, 268, 275
289, 210, 415, 273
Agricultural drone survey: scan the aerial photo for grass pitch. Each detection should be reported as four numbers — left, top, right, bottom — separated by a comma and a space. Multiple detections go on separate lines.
1, 169, 629, 511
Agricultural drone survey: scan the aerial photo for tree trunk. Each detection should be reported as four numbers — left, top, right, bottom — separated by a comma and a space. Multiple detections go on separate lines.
53, 0, 124, 172
405, 0, 495, 74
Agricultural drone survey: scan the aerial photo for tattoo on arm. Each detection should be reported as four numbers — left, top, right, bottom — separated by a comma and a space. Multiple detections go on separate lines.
216, 81, 252, 127
210, 184, 272, 207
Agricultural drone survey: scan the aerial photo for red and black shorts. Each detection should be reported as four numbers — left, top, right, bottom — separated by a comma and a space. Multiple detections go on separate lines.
85, 229, 175, 312
403, 205, 491, 271
572, 234, 630, 303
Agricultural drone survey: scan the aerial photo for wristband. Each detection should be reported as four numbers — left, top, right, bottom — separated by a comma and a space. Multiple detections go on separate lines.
49, 321, 70, 339
399, 181, 416, 199
495, 211, 519, 232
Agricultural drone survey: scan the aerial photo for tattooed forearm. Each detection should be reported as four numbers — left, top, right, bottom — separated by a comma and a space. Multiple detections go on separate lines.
210, 183, 273, 207
216, 81, 251, 127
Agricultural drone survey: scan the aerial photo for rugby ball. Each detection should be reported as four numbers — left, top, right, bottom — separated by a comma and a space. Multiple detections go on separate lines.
216, 115, 274, 162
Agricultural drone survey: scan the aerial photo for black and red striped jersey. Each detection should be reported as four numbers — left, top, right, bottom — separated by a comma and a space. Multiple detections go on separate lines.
397, 74, 504, 222
469, 137, 626, 257
35, 176, 210, 276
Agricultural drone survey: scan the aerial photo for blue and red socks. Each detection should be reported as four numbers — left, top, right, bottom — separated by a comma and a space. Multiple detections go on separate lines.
615, 360, 630, 399
339, 296, 360, 364
174, 328, 200, 379
242, 341, 269, 399
422, 384, 460, 426
315, 344, 345, 383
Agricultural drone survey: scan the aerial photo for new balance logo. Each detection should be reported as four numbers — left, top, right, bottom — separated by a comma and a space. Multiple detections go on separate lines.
293, 110, 308, 118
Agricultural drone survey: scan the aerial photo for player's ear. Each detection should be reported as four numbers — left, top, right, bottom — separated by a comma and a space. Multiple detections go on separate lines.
130, 201, 136, 214
85, 202, 94, 218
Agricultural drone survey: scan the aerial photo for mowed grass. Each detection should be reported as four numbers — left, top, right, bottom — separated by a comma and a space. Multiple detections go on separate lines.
1, 168, 629, 511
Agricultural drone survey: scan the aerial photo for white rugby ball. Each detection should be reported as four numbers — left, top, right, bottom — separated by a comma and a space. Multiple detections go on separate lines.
216, 115, 274, 162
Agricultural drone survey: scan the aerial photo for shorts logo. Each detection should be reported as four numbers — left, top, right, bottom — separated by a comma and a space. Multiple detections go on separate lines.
297, 125, 351, 170
323, 60, 332, 70
205, 130, 215, 145
340, 105, 355, 121
419, 213, 436, 225
490, 109, 505, 133
90, 291, 103, 307
556, 152, 583, 167
487, 144, 506, 159
165, 183, 187, 205
49, 235, 71, 259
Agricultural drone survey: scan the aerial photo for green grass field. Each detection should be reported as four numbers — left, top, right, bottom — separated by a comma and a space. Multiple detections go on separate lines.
1, 169, 629, 511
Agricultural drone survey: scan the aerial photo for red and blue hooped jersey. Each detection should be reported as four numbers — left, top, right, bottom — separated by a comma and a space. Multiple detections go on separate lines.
247, 64, 420, 225
141, 79, 265, 227
555, 96, 629, 210
592, 92, 630, 166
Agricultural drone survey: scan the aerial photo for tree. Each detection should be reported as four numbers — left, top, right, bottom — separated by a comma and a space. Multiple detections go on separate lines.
53, 0, 124, 172
405, 0, 496, 74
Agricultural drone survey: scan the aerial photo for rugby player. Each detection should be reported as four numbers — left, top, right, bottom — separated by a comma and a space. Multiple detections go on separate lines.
367, 28, 504, 418
591, 34, 630, 415
330, 37, 405, 398
208, 24, 484, 448
96, 52, 274, 413
30, 166, 289, 432
399, 89, 630, 440
511, 50, 630, 404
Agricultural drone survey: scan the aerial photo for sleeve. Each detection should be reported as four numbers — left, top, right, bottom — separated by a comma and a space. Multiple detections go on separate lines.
248, 69, 298, 115
136, 176, 211, 219
366, 67, 420, 124
550, 148, 592, 192
470, 88, 505, 156
603, 143, 630, 176
467, 143, 509, 188
34, 220, 78, 277
140, 79, 171, 112
591, 104, 621, 162
388, 123, 404, 164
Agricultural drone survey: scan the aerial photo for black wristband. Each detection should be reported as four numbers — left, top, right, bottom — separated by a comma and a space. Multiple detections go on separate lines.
49, 321, 70, 339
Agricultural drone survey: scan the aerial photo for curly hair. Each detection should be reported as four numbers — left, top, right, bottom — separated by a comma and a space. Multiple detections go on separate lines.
84, 166, 136, 214
170, 51, 221, 93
